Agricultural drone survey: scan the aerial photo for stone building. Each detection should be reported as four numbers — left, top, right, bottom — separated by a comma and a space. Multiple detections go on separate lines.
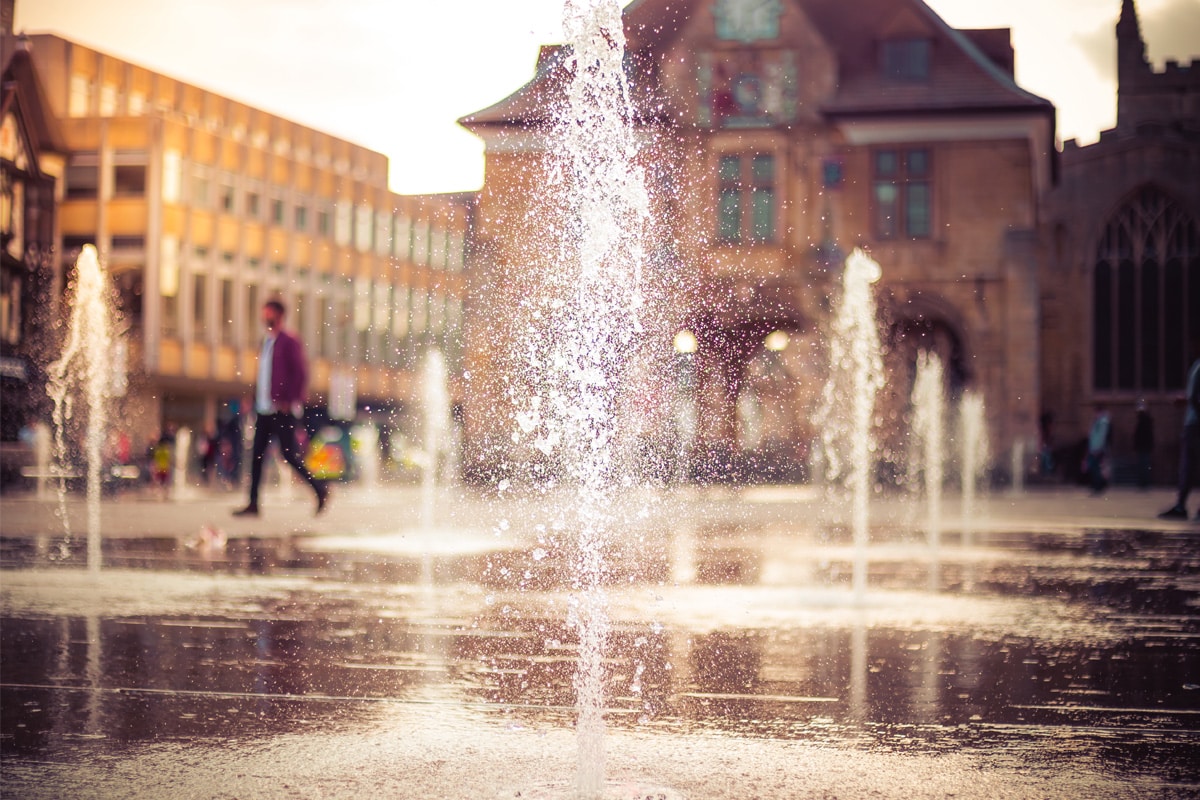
1044, 0, 1199, 483
0, 8, 63, 483
460, 0, 1055, 482
18, 33, 469, 455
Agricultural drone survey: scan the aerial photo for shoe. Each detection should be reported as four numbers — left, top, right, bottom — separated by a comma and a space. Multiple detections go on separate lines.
232, 505, 259, 517
315, 483, 329, 516
1157, 505, 1188, 520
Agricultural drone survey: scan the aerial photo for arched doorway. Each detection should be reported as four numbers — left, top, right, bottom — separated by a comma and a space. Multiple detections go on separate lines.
878, 312, 970, 486
682, 310, 813, 483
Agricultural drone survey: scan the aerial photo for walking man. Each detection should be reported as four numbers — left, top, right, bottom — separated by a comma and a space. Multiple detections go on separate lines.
1159, 352, 1200, 521
234, 299, 328, 517
1133, 400, 1154, 489
1085, 403, 1112, 494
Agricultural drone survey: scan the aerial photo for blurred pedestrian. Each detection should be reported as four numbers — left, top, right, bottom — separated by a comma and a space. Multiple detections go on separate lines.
233, 299, 329, 517
1133, 400, 1154, 489
1159, 352, 1200, 521
1085, 404, 1111, 494
198, 425, 217, 485
150, 427, 175, 498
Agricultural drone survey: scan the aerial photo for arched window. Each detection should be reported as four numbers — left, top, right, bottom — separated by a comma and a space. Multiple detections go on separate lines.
1093, 187, 1200, 392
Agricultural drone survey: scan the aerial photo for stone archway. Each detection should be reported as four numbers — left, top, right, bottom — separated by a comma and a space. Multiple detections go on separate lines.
681, 282, 813, 482
876, 307, 971, 484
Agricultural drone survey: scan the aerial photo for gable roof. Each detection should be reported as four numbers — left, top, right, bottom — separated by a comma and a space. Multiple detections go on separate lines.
1, 37, 65, 162
460, 0, 1052, 130
803, 0, 1052, 116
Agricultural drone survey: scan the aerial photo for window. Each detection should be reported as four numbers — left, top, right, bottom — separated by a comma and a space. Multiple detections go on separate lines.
317, 208, 331, 237
295, 289, 309, 346
448, 232, 465, 271
1093, 186, 1200, 392
374, 282, 392, 363
162, 150, 183, 204
334, 203, 352, 246
375, 211, 392, 256
354, 204, 374, 252
246, 284, 260, 345
354, 279, 372, 360
295, 203, 309, 232
717, 153, 776, 245
335, 281, 352, 359
873, 148, 931, 239
750, 155, 776, 243
393, 216, 411, 259
271, 197, 285, 226
192, 171, 210, 208
111, 235, 145, 250
68, 75, 92, 117
114, 269, 143, 327
219, 182, 235, 213
412, 221, 428, 264
319, 291, 334, 360
246, 191, 261, 218
219, 278, 234, 345
113, 165, 146, 196
192, 273, 208, 341
99, 85, 118, 117
411, 287, 428, 337
65, 155, 99, 200
113, 152, 148, 197
881, 39, 931, 81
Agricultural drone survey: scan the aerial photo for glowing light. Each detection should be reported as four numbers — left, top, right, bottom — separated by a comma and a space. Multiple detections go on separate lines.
673, 329, 698, 354
764, 330, 789, 352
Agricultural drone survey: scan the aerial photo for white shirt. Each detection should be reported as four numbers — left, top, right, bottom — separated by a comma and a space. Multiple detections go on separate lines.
255, 334, 276, 415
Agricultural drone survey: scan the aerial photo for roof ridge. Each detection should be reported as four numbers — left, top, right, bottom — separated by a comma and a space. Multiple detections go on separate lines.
909, 0, 1052, 108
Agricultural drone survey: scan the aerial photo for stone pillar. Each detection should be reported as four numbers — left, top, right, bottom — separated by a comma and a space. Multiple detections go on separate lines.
1003, 229, 1041, 481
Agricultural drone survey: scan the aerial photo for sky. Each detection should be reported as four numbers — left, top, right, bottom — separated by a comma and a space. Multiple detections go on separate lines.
14, 0, 1200, 195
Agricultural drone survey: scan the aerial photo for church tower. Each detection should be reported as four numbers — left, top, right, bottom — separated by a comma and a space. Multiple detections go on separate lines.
1116, 0, 1150, 126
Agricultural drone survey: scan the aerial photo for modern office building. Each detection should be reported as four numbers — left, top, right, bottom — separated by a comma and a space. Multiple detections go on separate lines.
16, 32, 468, 455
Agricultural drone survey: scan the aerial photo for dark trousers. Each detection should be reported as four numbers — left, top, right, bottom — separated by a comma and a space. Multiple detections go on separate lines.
1085, 452, 1108, 493
247, 412, 321, 507
1176, 423, 1199, 507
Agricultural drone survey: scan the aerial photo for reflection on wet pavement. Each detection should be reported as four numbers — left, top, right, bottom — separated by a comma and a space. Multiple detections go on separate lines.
2, 500, 1199, 798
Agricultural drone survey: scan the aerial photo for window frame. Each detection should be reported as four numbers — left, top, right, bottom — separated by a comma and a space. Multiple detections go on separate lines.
715, 152, 777, 246
872, 146, 933, 241
1092, 186, 1199, 394
880, 38, 932, 82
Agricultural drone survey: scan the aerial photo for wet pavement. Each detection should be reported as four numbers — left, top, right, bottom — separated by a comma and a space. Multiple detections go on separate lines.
2, 483, 1198, 799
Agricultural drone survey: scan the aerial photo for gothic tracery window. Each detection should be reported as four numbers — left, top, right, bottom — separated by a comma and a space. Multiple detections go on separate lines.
1093, 186, 1200, 392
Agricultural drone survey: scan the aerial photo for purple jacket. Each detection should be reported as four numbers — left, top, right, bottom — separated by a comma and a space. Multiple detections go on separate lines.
269, 328, 308, 408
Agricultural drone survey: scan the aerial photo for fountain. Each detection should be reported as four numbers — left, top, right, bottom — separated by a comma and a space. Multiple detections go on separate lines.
9, 6, 1200, 800
958, 391, 989, 548
352, 423, 380, 494
816, 249, 884, 601
419, 349, 452, 531
45, 244, 123, 573
508, 0, 660, 794
910, 352, 946, 590
172, 426, 192, 500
